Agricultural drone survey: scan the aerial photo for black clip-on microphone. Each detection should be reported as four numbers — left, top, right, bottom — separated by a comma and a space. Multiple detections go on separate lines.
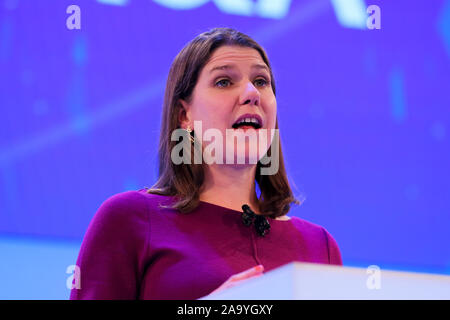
241, 204, 270, 237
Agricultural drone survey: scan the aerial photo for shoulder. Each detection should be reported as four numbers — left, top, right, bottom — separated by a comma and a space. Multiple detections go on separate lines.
82, 190, 149, 241
289, 216, 343, 265
81, 189, 175, 251
94, 190, 149, 223
289, 216, 327, 235
72, 190, 160, 299
289, 216, 339, 244
136, 189, 178, 213
88, 189, 170, 233
95, 189, 174, 220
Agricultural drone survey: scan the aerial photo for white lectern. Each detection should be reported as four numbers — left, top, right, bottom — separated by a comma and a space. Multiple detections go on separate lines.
202, 262, 450, 300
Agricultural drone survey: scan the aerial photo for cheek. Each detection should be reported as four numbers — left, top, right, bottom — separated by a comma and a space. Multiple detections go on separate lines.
193, 95, 234, 130
263, 96, 277, 129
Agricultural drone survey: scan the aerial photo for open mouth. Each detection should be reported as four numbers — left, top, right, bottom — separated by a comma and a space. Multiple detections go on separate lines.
232, 115, 262, 130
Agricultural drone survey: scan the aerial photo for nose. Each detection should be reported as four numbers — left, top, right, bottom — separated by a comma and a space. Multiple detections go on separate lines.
239, 81, 260, 106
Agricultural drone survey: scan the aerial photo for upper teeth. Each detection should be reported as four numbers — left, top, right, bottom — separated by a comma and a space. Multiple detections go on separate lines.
236, 117, 260, 125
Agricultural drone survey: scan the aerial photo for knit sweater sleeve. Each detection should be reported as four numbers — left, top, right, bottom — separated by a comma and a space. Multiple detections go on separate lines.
70, 191, 150, 300
322, 227, 343, 265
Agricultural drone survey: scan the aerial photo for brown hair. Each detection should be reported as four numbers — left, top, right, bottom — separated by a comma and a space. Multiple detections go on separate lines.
148, 27, 300, 218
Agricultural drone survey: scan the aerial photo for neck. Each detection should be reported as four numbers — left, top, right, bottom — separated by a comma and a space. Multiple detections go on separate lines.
199, 164, 260, 214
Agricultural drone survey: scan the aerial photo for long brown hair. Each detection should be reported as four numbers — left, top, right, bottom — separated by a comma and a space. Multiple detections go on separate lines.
148, 27, 300, 218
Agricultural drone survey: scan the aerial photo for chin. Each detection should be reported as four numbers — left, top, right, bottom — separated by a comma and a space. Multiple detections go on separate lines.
224, 143, 264, 165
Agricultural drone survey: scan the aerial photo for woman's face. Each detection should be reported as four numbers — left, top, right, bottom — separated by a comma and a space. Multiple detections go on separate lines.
179, 45, 277, 165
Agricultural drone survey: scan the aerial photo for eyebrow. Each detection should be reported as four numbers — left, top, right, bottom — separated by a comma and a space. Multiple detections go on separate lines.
209, 64, 270, 74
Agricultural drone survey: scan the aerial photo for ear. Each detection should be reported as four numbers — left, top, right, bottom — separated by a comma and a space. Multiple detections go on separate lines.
178, 99, 191, 129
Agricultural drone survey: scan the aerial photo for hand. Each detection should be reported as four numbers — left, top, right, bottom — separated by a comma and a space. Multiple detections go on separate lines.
209, 265, 264, 296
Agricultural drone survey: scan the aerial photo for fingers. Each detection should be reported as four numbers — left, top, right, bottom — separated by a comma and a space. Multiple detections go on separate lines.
209, 265, 265, 296
230, 265, 264, 281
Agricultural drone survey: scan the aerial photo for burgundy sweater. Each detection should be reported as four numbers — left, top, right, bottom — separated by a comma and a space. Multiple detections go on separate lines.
70, 189, 342, 300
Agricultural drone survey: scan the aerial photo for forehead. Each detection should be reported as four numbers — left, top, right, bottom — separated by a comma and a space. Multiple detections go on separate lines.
205, 45, 267, 70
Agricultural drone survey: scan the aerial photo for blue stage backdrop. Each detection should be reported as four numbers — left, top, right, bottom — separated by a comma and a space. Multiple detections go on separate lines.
0, 0, 449, 299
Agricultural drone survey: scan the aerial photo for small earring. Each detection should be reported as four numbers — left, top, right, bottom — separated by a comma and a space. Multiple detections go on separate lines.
186, 125, 195, 143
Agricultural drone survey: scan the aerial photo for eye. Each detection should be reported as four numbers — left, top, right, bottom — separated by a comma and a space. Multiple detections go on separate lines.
215, 78, 232, 88
215, 78, 269, 88
254, 78, 269, 87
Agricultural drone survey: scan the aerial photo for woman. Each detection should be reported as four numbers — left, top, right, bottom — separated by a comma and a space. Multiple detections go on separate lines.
70, 28, 342, 300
